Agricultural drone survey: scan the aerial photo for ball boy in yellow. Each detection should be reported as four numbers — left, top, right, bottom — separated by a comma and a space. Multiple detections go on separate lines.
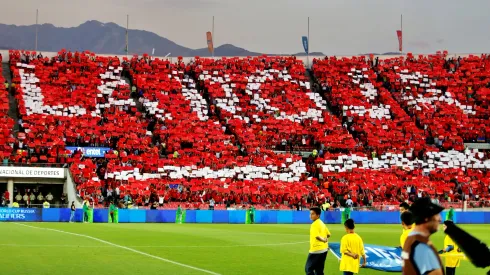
340, 219, 367, 275
400, 211, 415, 248
440, 223, 463, 275
305, 207, 331, 275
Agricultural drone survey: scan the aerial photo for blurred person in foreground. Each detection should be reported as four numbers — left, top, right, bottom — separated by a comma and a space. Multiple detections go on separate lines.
340, 219, 366, 275
400, 202, 410, 213
443, 220, 490, 275
402, 197, 444, 275
305, 207, 331, 275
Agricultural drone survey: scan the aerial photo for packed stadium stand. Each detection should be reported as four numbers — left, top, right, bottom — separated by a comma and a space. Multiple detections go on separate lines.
4, 49, 490, 210
1, 60, 15, 163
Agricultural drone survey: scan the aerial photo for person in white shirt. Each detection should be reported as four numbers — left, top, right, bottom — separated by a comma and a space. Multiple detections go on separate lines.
346, 198, 354, 208
46, 192, 54, 201
209, 198, 215, 210
29, 193, 36, 203
158, 195, 164, 207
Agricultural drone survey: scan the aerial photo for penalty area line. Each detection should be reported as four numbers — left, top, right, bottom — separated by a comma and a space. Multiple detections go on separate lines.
13, 223, 222, 275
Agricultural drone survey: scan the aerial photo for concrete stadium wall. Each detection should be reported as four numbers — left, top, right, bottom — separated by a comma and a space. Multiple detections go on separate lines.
1, 208, 489, 224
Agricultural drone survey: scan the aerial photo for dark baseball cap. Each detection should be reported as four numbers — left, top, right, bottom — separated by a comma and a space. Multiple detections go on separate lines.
410, 197, 444, 224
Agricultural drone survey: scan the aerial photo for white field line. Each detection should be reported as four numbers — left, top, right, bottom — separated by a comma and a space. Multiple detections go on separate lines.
328, 248, 341, 261
0, 241, 309, 249
14, 223, 222, 275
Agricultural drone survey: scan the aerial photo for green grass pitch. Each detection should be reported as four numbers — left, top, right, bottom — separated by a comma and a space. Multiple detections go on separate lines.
0, 222, 488, 275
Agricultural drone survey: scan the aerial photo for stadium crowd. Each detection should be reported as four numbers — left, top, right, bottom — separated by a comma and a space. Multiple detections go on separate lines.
2, 50, 490, 209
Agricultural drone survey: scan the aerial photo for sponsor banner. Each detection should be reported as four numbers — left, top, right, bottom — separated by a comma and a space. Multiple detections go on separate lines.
0, 210, 489, 224
65, 147, 111, 158
329, 242, 402, 272
302, 36, 309, 54
0, 208, 42, 221
0, 167, 65, 179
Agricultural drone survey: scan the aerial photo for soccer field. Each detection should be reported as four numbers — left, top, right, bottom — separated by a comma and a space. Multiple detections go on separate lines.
0, 223, 488, 275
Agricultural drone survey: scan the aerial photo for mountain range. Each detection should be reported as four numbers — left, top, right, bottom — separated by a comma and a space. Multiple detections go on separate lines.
0, 20, 325, 57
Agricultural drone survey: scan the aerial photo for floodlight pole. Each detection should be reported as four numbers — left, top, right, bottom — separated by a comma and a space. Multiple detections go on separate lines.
212, 16, 215, 58
307, 17, 310, 68
35, 9, 38, 52
126, 14, 129, 57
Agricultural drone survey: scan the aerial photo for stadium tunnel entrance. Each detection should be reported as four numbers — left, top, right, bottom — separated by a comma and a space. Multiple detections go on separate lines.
13, 183, 65, 208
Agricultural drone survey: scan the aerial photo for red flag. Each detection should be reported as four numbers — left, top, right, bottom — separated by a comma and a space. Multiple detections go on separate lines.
206, 31, 214, 53
396, 30, 403, 52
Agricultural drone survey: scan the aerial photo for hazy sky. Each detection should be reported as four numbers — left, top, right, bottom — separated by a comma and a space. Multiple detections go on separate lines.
1, 0, 490, 55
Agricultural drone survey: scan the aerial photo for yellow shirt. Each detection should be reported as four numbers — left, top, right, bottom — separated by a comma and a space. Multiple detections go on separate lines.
400, 226, 414, 248
12, 202, 19, 208
309, 219, 331, 253
443, 235, 461, 268
340, 233, 365, 274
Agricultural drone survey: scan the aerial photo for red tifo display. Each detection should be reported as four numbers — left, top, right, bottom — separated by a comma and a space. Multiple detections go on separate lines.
4, 50, 490, 210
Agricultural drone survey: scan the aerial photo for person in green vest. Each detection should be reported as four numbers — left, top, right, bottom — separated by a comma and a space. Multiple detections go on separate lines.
83, 201, 89, 223
249, 205, 255, 224
344, 205, 351, 219
12, 201, 19, 208
109, 201, 117, 223
446, 206, 455, 223
176, 205, 183, 224
43, 200, 50, 208
341, 205, 352, 224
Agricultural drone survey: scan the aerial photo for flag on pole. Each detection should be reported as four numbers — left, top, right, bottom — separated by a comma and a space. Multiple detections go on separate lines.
125, 31, 128, 53
396, 30, 403, 52
302, 36, 309, 54
206, 31, 214, 53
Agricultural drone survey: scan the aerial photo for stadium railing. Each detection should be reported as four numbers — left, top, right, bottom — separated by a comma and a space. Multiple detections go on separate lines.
6, 203, 69, 208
